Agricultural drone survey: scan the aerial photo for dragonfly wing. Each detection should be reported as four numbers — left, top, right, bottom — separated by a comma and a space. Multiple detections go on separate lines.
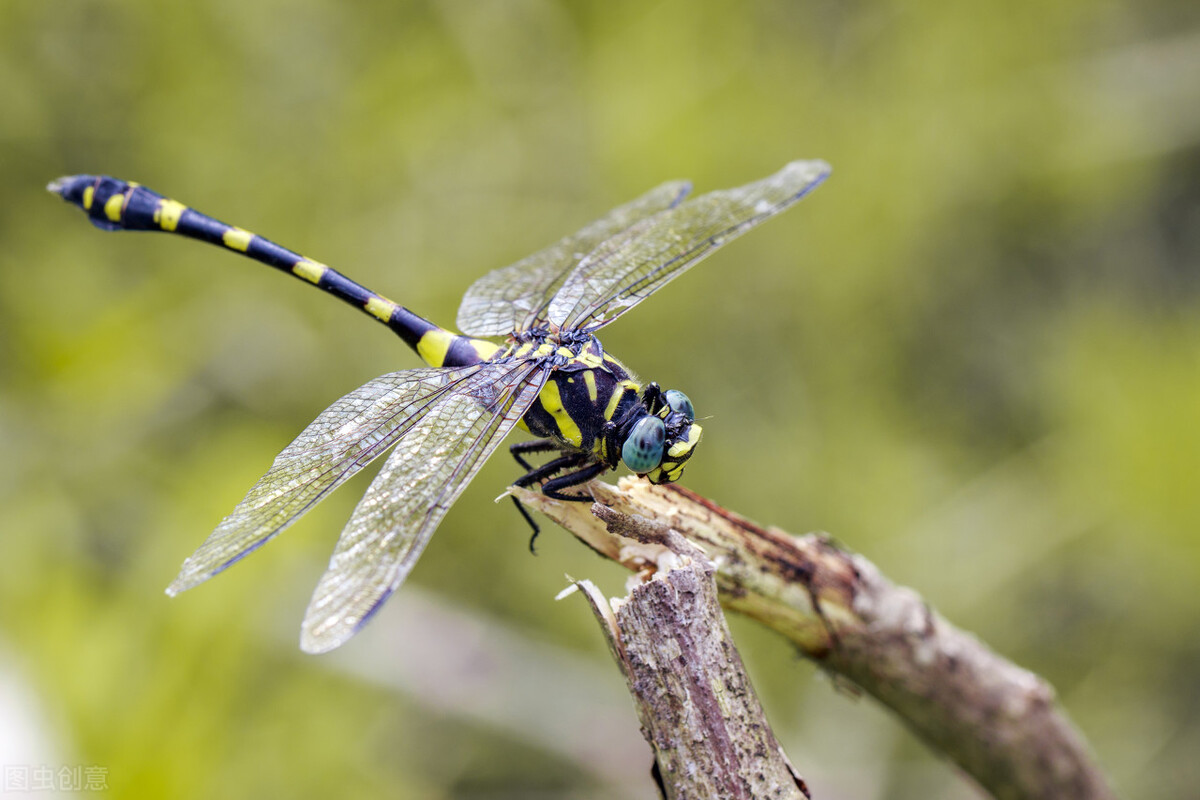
167, 365, 496, 595
300, 360, 550, 653
549, 160, 830, 332
455, 180, 692, 336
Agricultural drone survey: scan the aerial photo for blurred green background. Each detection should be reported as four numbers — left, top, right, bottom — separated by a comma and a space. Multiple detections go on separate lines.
2, 1, 1198, 798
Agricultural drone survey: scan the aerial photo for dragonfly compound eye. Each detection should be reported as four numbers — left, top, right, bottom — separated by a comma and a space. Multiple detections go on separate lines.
622, 416, 667, 473
663, 389, 694, 421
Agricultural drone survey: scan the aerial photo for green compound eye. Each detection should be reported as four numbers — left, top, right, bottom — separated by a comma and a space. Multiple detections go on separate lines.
663, 389, 694, 421
622, 416, 666, 473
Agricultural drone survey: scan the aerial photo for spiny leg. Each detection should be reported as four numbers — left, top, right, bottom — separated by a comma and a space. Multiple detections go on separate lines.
520, 457, 609, 552
510, 438, 567, 472
540, 461, 607, 501
508, 443, 601, 552
514, 454, 588, 489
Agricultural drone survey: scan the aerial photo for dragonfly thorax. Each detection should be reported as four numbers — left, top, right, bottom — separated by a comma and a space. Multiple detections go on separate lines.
502, 330, 700, 483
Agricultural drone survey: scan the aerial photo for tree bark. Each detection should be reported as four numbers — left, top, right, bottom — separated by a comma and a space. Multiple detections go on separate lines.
568, 512, 809, 800
513, 478, 1117, 800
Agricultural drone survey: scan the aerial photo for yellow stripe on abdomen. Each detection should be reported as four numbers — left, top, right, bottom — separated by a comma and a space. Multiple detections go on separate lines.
104, 193, 124, 223
293, 259, 326, 284
222, 227, 254, 252
365, 297, 396, 323
469, 339, 501, 360
416, 328, 456, 367
154, 199, 187, 232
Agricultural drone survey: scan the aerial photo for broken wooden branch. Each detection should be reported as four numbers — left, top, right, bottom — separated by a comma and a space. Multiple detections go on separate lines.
514, 478, 1116, 800
568, 510, 807, 799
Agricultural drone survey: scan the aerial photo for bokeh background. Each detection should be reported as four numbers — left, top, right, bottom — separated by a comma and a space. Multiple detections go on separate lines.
2, 1, 1198, 798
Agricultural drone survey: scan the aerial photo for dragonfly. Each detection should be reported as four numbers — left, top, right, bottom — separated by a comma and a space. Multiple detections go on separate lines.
48, 160, 830, 653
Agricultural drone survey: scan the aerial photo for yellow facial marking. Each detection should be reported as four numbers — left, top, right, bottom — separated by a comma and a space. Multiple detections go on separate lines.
539, 380, 583, 448
365, 297, 396, 323
82, 185, 94, 210
666, 424, 702, 459
583, 371, 598, 403
154, 199, 186, 232
416, 328, 456, 367
103, 193, 124, 223
293, 259, 326, 284
222, 227, 254, 252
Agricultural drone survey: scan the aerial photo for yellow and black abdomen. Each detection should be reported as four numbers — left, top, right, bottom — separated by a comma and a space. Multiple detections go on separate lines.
48, 174, 497, 369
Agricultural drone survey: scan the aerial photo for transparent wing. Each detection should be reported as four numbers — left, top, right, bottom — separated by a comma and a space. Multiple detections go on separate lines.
299, 360, 550, 653
456, 180, 692, 336
167, 364, 503, 595
549, 160, 831, 332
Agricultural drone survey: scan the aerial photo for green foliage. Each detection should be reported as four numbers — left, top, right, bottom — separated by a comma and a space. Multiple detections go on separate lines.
2, 0, 1197, 797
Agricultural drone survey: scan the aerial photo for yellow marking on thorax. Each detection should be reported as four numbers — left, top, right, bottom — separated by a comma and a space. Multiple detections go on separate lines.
154, 199, 186, 232
222, 227, 254, 252
293, 259, 326, 284
582, 371, 598, 403
539, 380, 583, 448
82, 186, 94, 210
365, 297, 396, 323
104, 193, 124, 223
416, 328, 457, 367
605, 379, 639, 420
578, 352, 604, 369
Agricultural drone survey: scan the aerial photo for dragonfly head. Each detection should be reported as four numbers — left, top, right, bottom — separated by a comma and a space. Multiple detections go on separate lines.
620, 386, 702, 484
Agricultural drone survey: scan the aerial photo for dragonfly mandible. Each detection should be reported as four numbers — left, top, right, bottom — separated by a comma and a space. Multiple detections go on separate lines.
48, 160, 830, 652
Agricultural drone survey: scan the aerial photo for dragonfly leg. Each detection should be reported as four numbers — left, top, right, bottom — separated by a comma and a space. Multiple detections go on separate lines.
510, 497, 543, 553
509, 438, 565, 471
509, 448, 603, 552
540, 460, 607, 501
513, 451, 590, 489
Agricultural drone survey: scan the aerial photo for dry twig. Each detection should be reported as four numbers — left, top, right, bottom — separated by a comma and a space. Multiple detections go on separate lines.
514, 478, 1116, 800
